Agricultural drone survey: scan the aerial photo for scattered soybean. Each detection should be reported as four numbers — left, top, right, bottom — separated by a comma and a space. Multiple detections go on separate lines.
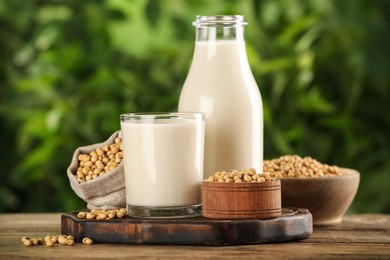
21, 234, 76, 247
76, 208, 127, 220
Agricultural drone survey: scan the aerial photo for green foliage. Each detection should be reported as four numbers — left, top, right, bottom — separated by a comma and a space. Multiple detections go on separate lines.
0, 0, 389, 213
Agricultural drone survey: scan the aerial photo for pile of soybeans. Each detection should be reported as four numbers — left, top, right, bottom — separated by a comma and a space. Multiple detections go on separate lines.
263, 155, 350, 178
207, 155, 349, 182
74, 137, 123, 183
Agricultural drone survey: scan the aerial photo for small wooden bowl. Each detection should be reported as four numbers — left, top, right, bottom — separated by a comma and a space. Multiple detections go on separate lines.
280, 168, 360, 226
202, 179, 281, 219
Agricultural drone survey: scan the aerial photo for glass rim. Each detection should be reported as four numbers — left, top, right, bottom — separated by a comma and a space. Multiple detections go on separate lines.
193, 15, 248, 27
120, 112, 204, 121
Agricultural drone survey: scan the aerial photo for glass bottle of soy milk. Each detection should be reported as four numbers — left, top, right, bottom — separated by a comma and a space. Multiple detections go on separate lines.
179, 15, 263, 178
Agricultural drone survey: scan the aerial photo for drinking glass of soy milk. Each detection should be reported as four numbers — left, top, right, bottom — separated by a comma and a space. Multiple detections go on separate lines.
120, 112, 205, 218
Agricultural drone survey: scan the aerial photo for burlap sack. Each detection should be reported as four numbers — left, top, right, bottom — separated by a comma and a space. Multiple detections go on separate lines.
66, 131, 126, 210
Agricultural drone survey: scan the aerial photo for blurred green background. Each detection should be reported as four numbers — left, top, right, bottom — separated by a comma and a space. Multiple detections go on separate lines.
0, 0, 389, 213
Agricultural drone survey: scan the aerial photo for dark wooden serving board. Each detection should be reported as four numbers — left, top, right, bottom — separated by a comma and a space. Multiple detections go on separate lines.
61, 208, 312, 246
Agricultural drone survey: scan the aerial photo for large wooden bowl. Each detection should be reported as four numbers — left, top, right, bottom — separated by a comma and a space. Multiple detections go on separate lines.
280, 168, 360, 226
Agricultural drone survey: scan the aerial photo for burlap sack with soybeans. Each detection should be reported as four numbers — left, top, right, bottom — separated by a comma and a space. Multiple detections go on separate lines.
66, 131, 126, 210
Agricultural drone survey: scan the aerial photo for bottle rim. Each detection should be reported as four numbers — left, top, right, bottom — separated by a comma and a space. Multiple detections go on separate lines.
192, 15, 248, 27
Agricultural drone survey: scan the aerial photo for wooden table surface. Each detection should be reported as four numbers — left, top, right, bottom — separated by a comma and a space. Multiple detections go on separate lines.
0, 213, 389, 259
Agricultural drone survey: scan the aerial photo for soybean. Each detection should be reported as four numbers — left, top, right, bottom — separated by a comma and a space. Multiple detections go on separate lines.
77, 211, 86, 218
23, 239, 32, 247
82, 237, 94, 245
86, 213, 96, 219
116, 212, 125, 219
58, 236, 67, 245
66, 239, 75, 246
45, 240, 55, 247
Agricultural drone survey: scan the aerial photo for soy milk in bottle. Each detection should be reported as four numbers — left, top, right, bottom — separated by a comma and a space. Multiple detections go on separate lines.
179, 15, 263, 178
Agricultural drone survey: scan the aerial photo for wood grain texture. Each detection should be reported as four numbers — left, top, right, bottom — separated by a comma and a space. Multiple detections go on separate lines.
1, 213, 389, 259
61, 208, 311, 245
280, 168, 360, 225
202, 179, 281, 219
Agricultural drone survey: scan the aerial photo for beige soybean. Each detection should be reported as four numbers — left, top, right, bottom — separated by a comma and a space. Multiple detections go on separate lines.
66, 239, 75, 246
116, 212, 125, 219
86, 212, 96, 219
82, 237, 94, 245
23, 239, 32, 247
97, 213, 108, 220
77, 211, 86, 219
58, 236, 67, 245
45, 240, 55, 247
243, 174, 252, 182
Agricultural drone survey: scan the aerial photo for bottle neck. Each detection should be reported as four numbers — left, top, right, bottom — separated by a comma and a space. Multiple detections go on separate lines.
196, 26, 245, 42
193, 15, 247, 42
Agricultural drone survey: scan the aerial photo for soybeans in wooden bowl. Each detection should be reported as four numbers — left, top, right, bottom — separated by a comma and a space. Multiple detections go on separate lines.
202, 169, 281, 219
264, 155, 360, 226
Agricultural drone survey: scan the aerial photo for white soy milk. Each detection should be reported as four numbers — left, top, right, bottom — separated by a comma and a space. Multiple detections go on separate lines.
121, 118, 204, 207
179, 40, 263, 177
